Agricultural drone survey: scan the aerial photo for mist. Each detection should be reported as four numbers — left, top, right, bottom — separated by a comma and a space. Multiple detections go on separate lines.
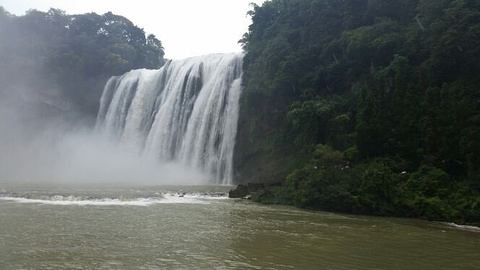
0, 81, 213, 188
0, 7, 212, 186
0, 83, 210, 186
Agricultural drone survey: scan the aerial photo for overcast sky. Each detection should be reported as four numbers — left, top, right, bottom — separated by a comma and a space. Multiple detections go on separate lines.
0, 0, 265, 59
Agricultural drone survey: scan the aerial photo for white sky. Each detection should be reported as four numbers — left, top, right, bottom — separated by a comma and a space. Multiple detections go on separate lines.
0, 0, 265, 59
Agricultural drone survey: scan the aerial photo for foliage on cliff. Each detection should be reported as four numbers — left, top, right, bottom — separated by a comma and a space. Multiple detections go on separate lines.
0, 7, 165, 115
236, 0, 480, 224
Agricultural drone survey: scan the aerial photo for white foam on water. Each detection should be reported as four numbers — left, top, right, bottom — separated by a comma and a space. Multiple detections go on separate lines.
0, 194, 217, 206
444, 222, 480, 232
0, 196, 158, 206
161, 193, 211, 204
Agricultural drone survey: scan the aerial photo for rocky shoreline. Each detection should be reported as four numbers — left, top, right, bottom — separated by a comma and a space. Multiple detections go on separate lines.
228, 182, 285, 202
228, 183, 265, 199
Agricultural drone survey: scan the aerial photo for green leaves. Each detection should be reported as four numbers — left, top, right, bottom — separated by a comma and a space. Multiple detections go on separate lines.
237, 0, 480, 224
104, 53, 129, 74
0, 7, 166, 114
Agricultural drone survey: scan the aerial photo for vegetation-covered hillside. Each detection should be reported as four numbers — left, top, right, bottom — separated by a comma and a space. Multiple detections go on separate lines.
236, 0, 480, 224
0, 7, 165, 118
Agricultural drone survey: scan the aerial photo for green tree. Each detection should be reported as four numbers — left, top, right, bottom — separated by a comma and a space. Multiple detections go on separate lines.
237, 0, 480, 224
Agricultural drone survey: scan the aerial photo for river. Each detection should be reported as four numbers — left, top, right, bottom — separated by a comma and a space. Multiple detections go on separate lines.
0, 184, 479, 269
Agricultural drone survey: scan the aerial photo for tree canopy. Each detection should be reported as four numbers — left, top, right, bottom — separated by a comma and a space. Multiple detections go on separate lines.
236, 0, 480, 225
0, 7, 165, 114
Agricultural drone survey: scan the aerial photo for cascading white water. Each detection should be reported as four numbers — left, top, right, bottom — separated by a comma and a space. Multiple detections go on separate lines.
95, 53, 243, 184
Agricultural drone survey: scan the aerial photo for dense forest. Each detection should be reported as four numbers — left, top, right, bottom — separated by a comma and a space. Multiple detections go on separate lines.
235, 0, 480, 225
0, 7, 165, 120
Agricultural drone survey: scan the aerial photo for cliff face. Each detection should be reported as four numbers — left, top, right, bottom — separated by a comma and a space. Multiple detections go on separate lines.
234, 82, 299, 183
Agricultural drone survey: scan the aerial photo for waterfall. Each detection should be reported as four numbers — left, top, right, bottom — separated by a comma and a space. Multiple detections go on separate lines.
95, 53, 243, 184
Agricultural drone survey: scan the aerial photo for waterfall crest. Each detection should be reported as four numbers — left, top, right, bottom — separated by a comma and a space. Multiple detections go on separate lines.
95, 53, 243, 184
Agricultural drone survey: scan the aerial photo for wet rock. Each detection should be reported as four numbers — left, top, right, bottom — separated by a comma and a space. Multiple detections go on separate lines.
228, 184, 248, 198
228, 182, 266, 199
